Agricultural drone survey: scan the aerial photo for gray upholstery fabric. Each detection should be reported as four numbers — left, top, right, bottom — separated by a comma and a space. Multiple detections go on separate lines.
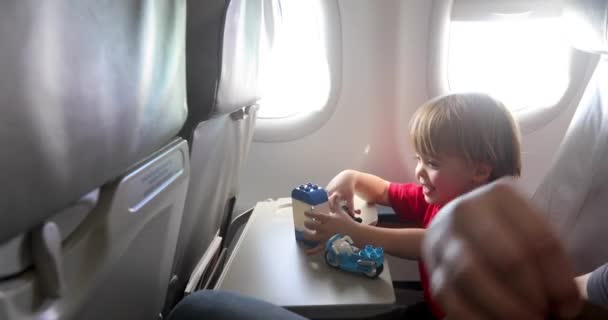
181, 0, 262, 142
170, 0, 263, 299
174, 106, 257, 292
588, 263, 608, 307
215, 0, 264, 114
0, 0, 187, 244
533, 59, 608, 273
564, 0, 608, 54
181, 0, 227, 137
533, 0, 608, 273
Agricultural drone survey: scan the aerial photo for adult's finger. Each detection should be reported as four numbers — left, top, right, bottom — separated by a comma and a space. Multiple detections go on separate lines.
424, 180, 560, 319
449, 197, 547, 315
489, 184, 582, 318
437, 238, 544, 320
437, 287, 484, 320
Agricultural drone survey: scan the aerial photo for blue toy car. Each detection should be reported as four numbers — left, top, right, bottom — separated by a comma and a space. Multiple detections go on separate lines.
324, 234, 384, 278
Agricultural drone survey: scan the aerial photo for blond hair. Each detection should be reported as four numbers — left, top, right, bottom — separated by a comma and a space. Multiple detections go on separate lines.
409, 93, 521, 180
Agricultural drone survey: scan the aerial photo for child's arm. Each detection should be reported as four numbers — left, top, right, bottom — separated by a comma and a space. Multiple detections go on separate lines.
304, 209, 424, 259
348, 223, 424, 259
326, 170, 390, 212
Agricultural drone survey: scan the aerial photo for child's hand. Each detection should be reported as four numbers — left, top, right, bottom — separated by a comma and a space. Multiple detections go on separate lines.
302, 208, 359, 255
326, 170, 357, 213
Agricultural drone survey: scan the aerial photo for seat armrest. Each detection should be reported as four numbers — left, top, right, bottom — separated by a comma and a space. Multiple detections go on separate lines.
376, 207, 420, 229
392, 281, 422, 291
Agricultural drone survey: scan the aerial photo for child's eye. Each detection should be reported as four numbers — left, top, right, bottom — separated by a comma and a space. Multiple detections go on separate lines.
426, 160, 440, 168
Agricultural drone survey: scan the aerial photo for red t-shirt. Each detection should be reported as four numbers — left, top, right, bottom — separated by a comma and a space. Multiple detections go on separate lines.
387, 182, 445, 319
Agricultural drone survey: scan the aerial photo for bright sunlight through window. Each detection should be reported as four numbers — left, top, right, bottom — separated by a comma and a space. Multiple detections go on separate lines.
258, 1, 331, 119
448, 18, 571, 111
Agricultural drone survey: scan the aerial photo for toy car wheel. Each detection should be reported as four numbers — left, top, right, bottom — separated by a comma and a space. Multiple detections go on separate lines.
364, 264, 384, 279
324, 251, 340, 268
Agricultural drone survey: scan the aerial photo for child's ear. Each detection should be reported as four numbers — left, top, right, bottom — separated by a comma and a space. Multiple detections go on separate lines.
472, 162, 492, 183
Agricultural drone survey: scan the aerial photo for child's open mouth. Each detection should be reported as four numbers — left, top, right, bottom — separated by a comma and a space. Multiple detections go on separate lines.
422, 184, 435, 195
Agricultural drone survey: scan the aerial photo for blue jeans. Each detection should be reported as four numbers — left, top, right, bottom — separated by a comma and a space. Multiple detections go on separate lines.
167, 290, 307, 320
167, 290, 436, 320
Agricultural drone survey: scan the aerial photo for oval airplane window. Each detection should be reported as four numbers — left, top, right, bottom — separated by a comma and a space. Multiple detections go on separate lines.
429, 0, 598, 134
254, 0, 342, 142
448, 18, 570, 111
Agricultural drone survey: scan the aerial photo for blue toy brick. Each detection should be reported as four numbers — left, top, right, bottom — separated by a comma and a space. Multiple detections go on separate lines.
324, 234, 384, 278
361, 245, 384, 260
291, 183, 328, 205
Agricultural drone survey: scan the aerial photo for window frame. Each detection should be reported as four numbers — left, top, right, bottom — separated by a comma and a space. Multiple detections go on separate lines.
253, 0, 342, 142
428, 0, 598, 135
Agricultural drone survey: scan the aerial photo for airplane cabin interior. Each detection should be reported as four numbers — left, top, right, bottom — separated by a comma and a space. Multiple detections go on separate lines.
1, 0, 608, 319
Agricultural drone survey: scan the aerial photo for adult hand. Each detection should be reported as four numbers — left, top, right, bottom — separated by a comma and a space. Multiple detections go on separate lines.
422, 178, 582, 320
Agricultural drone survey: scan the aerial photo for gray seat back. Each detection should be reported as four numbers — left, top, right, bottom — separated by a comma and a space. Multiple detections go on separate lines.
0, 0, 187, 244
170, 0, 264, 302
533, 0, 608, 273
0, 1, 190, 319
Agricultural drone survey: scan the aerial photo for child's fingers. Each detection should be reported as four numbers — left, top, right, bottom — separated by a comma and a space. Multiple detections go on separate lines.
302, 228, 321, 241
345, 197, 355, 214
304, 219, 322, 231
304, 210, 328, 223
328, 193, 341, 212
302, 230, 327, 256
306, 244, 325, 255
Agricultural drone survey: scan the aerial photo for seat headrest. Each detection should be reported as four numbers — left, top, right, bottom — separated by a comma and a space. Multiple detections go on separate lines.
0, 0, 187, 244
185, 0, 263, 125
564, 0, 608, 54
215, 0, 266, 113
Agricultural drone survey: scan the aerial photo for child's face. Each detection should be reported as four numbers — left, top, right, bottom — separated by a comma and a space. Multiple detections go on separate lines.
414, 153, 490, 206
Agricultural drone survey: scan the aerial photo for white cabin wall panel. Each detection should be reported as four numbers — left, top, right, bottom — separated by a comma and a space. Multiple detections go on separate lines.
391, 0, 435, 183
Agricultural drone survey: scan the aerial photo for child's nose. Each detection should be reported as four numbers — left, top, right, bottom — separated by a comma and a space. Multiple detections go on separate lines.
415, 163, 425, 179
